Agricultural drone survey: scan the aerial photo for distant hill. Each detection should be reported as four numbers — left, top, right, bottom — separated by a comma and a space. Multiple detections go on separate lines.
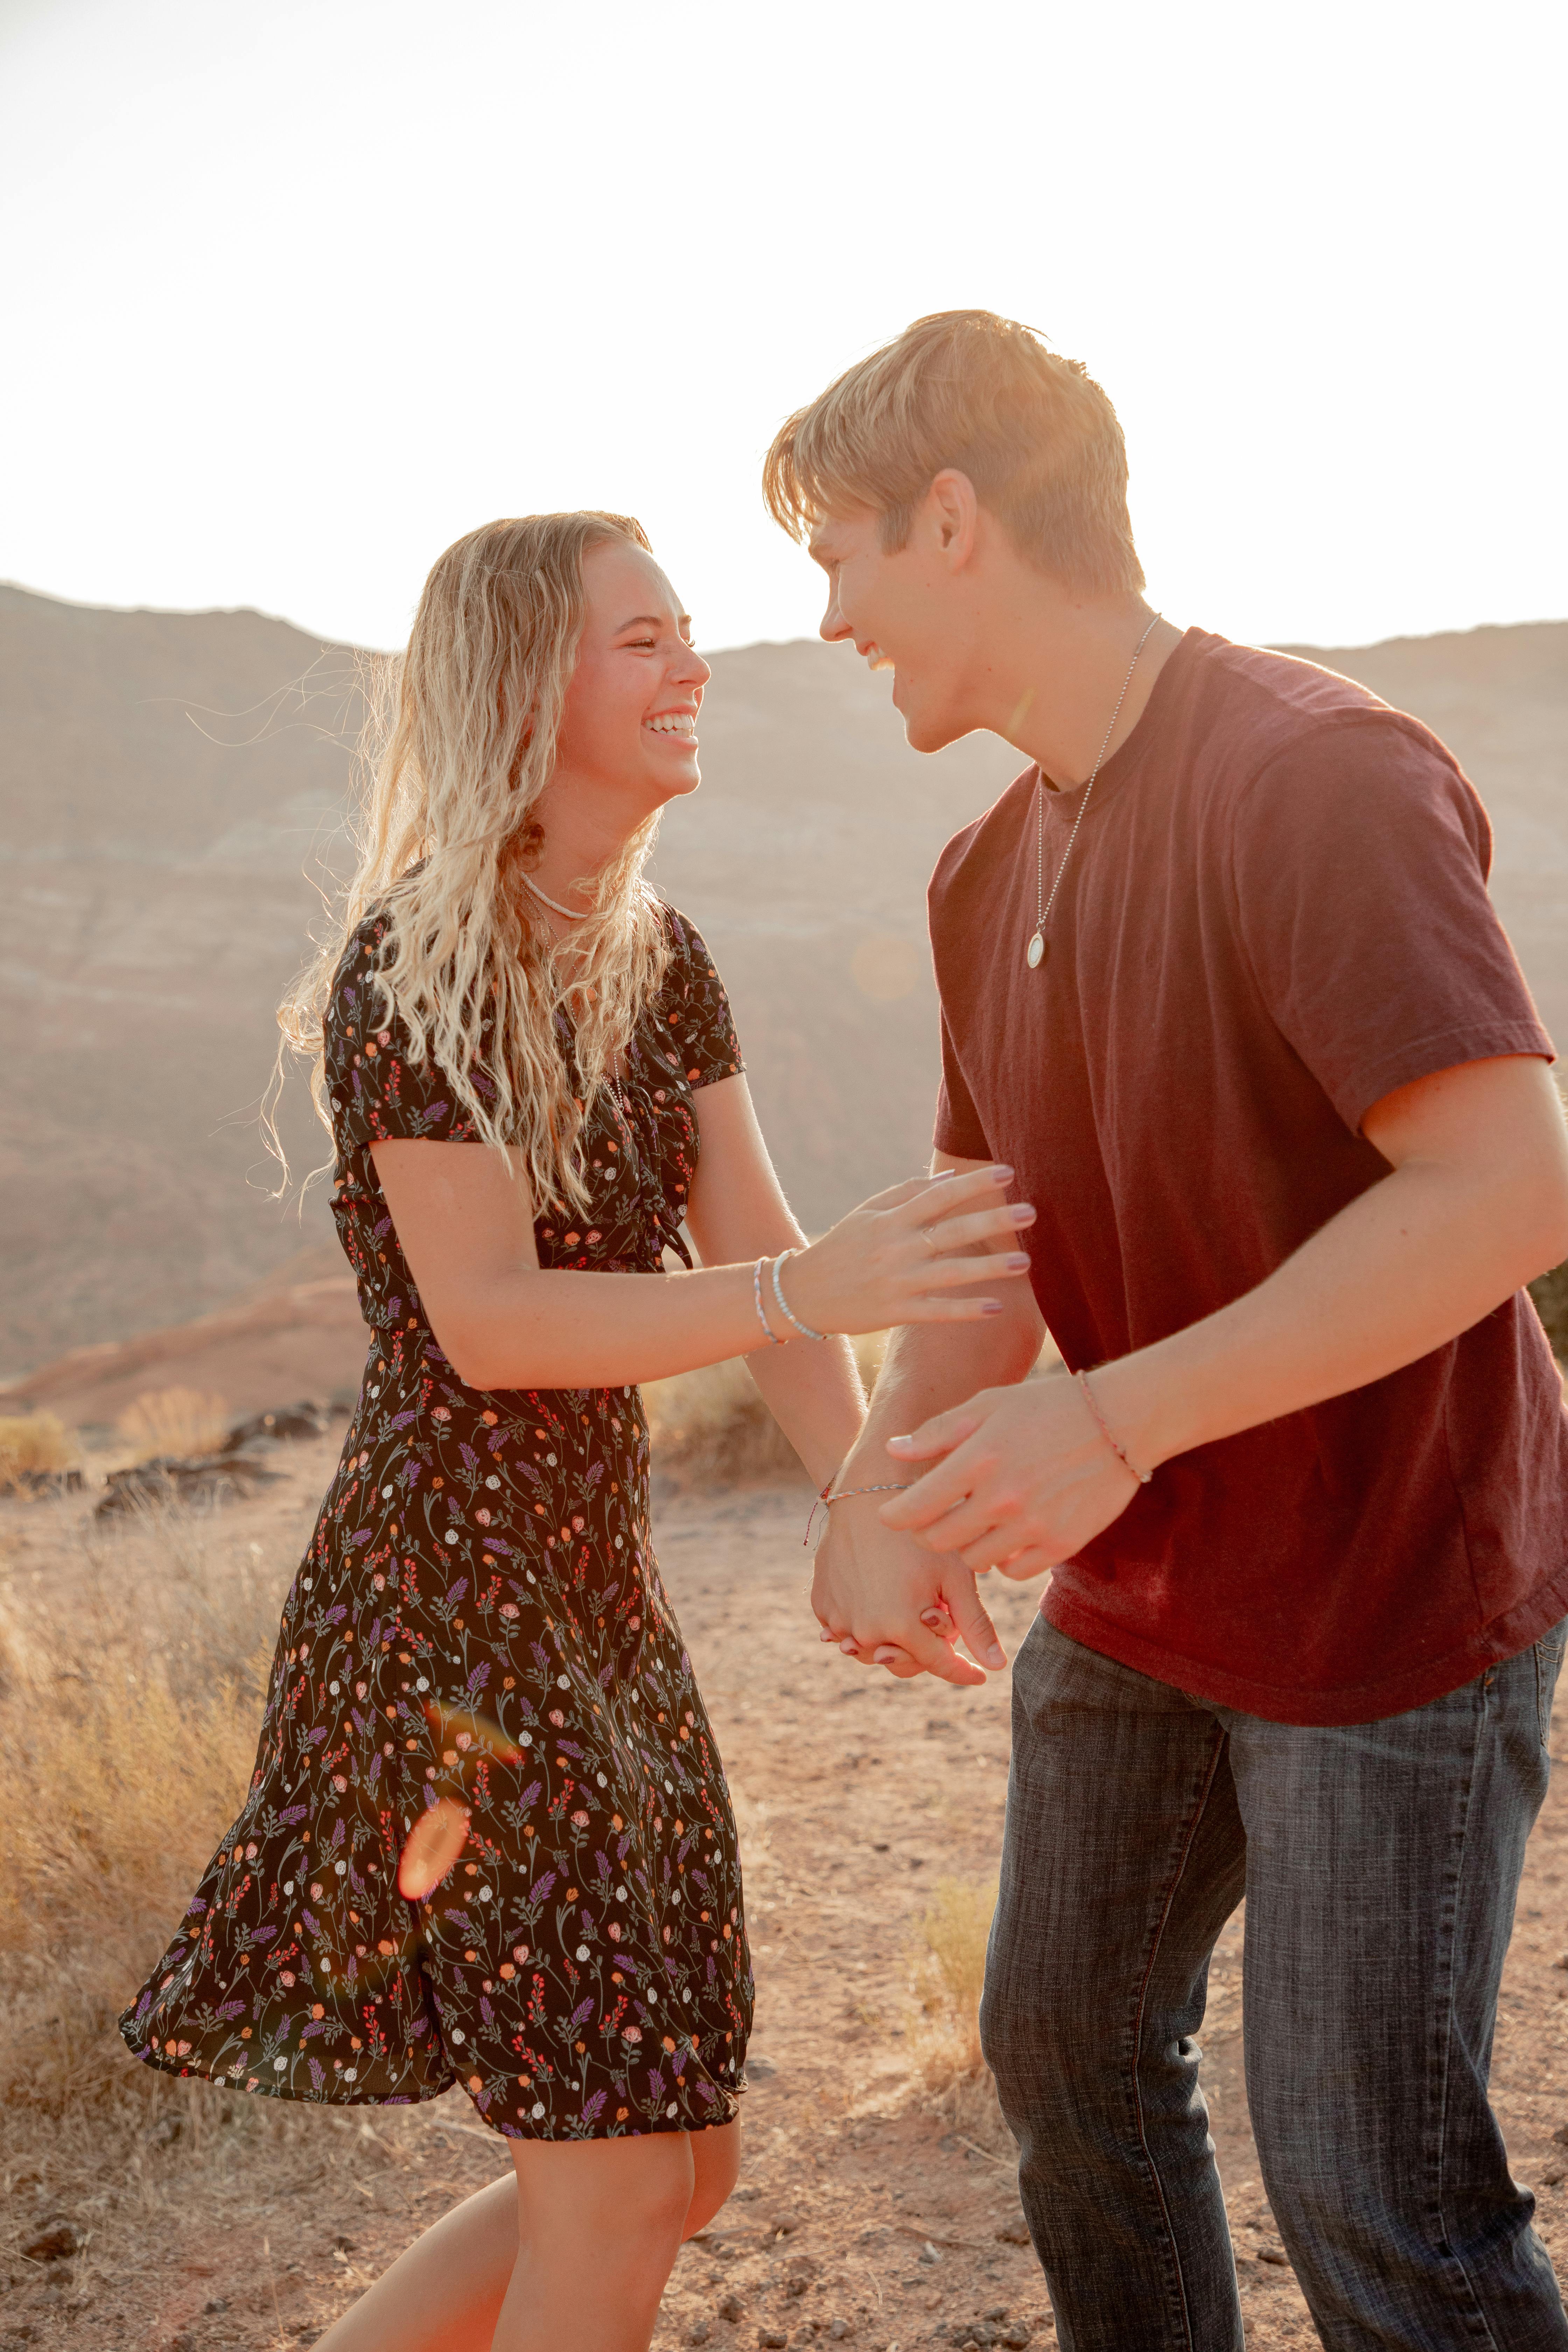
2, 583, 1564, 1385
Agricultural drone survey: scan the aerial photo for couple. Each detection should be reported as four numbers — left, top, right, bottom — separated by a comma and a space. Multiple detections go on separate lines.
122, 311, 1568, 2352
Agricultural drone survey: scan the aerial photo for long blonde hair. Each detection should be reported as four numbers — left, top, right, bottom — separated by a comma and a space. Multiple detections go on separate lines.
274, 512, 671, 1213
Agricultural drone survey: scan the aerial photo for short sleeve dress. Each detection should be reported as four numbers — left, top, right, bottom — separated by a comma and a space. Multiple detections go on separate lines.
120, 900, 755, 2141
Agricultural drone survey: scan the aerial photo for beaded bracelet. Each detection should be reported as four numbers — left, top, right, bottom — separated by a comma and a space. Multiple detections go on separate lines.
1076, 1367, 1153, 1485
751, 1256, 784, 1346
770, 1248, 826, 1343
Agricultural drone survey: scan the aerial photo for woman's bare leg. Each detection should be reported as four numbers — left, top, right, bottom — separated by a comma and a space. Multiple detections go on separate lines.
313, 2118, 740, 2352
314, 2172, 517, 2352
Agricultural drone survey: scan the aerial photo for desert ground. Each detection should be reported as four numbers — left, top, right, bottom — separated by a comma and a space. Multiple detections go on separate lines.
8, 1433, 1568, 2351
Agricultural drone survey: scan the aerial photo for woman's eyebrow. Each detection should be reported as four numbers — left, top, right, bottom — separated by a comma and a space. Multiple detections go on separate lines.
615, 612, 691, 633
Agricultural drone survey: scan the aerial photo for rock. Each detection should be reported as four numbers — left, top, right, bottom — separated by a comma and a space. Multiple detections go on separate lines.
919, 2240, 944, 2264
718, 2293, 746, 2321
203, 2300, 229, 2314
747, 2057, 779, 2080
96, 1452, 280, 1518
757, 2334, 788, 2350
1256, 2241, 1290, 2266
222, 1401, 332, 1450
21, 2220, 79, 2263
827, 2323, 856, 2342
687, 2325, 712, 2346
1541, 2168, 1567, 2187
731, 2185, 762, 2202
995, 2216, 1032, 2245
784, 2274, 809, 2297
770, 2208, 800, 2233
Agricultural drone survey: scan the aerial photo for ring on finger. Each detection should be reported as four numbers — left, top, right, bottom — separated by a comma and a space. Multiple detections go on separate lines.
920, 1226, 941, 1255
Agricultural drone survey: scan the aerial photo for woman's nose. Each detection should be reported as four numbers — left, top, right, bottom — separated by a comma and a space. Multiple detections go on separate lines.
682, 646, 713, 688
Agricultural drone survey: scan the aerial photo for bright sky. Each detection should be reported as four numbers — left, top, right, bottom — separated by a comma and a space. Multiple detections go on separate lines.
2, 0, 1563, 656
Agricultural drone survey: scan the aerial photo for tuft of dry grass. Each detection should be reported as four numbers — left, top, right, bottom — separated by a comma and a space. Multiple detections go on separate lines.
115, 1385, 230, 1462
0, 1413, 77, 1492
645, 1332, 888, 1486
905, 1873, 1014, 2154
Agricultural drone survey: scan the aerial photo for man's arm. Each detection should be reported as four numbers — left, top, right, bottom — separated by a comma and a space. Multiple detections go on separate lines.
883, 1055, 1568, 1572
810, 1153, 1046, 1683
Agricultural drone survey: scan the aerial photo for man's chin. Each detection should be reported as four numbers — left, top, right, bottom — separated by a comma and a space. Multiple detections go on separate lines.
901, 704, 966, 756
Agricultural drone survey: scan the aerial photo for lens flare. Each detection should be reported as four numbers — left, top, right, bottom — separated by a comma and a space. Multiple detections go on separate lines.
397, 1799, 470, 1901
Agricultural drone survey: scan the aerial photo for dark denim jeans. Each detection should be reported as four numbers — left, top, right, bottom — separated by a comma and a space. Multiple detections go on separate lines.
981, 1614, 1568, 2351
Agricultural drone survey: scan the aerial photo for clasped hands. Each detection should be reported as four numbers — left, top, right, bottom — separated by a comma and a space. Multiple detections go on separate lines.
812, 1372, 1147, 1684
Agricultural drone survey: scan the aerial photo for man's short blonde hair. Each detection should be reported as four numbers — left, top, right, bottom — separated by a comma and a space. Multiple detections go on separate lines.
763, 309, 1144, 597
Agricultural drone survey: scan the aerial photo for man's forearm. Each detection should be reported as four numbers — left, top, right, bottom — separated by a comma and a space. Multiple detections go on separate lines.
846, 1305, 1042, 1475
1102, 1146, 1568, 1477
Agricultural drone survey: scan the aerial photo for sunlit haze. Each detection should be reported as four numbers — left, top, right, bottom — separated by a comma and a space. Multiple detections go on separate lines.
2, 0, 1563, 655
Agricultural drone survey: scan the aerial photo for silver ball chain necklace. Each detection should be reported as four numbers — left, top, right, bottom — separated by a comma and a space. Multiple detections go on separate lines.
1026, 610, 1162, 971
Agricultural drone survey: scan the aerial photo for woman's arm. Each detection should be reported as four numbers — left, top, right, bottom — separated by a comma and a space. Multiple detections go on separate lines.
684, 1074, 865, 1487
369, 1088, 1034, 1394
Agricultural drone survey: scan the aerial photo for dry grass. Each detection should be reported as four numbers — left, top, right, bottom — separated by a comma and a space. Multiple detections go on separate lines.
905, 1873, 1014, 2155
0, 1496, 333, 2324
644, 1332, 888, 1486
114, 1385, 230, 1463
0, 1413, 77, 1491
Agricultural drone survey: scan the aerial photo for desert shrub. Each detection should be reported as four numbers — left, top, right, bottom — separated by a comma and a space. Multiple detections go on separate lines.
0, 1412, 76, 1491
115, 1385, 229, 1462
1530, 1260, 1568, 1362
644, 1331, 888, 1485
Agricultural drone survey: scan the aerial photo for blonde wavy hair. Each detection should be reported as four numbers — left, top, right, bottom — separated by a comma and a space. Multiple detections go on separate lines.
273, 512, 671, 1213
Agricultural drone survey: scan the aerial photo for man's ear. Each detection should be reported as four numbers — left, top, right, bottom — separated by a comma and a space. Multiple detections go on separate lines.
925, 468, 981, 567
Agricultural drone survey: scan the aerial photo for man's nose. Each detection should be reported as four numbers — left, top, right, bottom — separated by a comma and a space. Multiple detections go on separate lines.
819, 592, 851, 644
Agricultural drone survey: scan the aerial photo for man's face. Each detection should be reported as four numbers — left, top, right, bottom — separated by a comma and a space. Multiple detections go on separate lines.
808, 503, 979, 754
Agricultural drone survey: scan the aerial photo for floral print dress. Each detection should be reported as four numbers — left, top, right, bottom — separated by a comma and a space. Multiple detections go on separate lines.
120, 902, 754, 2140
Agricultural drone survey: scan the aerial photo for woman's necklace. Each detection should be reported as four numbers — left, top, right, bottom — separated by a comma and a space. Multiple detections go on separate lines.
1026, 610, 1162, 971
522, 873, 591, 921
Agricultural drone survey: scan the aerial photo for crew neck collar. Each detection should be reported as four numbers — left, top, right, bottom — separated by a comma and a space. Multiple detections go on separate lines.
1035, 625, 1203, 823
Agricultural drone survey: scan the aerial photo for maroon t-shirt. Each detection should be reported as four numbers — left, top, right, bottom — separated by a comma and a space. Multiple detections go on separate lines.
930, 628, 1568, 1726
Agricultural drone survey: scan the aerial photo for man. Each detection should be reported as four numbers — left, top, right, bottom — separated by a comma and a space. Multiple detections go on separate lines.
764, 310, 1568, 2349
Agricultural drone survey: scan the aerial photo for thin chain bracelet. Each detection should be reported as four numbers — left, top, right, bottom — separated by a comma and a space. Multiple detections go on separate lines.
771, 1248, 826, 1342
804, 1481, 911, 1547
1076, 1367, 1153, 1485
751, 1256, 784, 1346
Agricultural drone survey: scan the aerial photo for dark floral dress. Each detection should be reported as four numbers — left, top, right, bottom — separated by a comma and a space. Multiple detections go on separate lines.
120, 902, 754, 2141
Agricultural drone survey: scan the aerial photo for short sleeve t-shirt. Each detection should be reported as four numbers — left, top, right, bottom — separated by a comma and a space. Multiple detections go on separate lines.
929, 628, 1568, 1726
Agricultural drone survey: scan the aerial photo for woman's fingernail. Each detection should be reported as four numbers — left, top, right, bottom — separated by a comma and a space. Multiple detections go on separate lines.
1004, 1252, 1031, 1270
981, 1301, 1004, 1315
887, 1434, 913, 1449
1010, 1205, 1036, 1226
987, 1645, 1006, 1668
989, 1166, 1015, 1182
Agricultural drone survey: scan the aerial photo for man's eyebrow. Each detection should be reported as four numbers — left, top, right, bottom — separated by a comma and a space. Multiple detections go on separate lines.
615, 612, 692, 633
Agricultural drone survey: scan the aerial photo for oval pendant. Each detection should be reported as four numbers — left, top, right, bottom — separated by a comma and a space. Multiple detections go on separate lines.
1026, 930, 1046, 970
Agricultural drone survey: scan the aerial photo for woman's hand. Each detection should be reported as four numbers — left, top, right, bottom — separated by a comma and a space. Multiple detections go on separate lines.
781, 1166, 1035, 1337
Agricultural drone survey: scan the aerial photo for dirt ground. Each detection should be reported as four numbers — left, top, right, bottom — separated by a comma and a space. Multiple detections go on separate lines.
8, 1439, 1568, 2350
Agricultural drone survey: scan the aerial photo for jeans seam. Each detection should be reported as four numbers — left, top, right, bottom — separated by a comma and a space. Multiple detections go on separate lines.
1429, 1673, 1503, 2349
1127, 1726, 1230, 2352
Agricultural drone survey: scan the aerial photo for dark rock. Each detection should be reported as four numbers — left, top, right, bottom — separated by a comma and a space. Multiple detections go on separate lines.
222, 1400, 331, 1451
769, 2207, 800, 2232
96, 1452, 280, 1518
687, 2324, 712, 2346
757, 2334, 788, 2350
784, 2275, 808, 2298
718, 2292, 746, 2321
21, 2221, 79, 2263
995, 2216, 1031, 2245
204, 2299, 229, 2314
746, 2057, 778, 2081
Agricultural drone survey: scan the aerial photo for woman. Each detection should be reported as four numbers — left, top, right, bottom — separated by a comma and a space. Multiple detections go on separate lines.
119, 512, 1033, 2352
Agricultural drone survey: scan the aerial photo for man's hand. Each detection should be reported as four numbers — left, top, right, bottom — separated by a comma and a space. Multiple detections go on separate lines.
812, 1494, 1007, 1685
880, 1373, 1141, 1573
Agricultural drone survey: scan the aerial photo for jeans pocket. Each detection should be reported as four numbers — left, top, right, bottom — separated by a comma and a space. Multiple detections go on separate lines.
1534, 1618, 1568, 1746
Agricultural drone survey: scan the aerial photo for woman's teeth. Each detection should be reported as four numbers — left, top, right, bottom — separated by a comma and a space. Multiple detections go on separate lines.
644, 714, 696, 737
